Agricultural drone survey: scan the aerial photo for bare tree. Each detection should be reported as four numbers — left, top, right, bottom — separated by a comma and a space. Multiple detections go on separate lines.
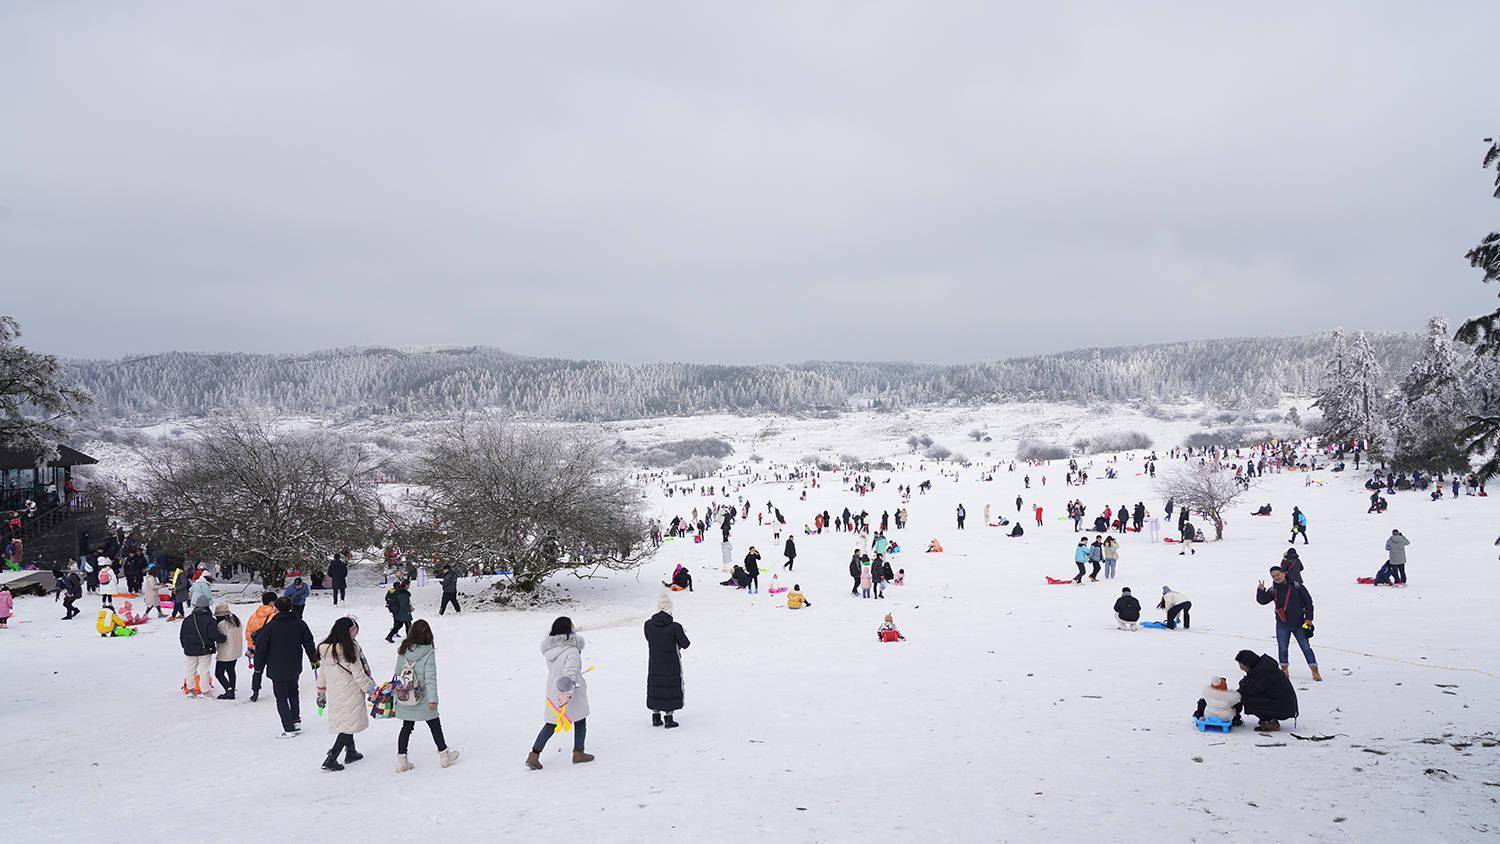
403, 420, 651, 592
0, 315, 92, 456
1153, 461, 1253, 541
968, 429, 986, 441
114, 418, 384, 585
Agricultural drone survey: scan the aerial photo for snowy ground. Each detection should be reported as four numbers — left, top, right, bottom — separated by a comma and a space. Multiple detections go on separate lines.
6, 413, 1499, 843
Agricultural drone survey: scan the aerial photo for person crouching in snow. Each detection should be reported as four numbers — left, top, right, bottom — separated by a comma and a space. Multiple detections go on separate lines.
663, 565, 693, 592
1193, 677, 1242, 725
1158, 587, 1191, 630
787, 585, 811, 609
876, 613, 905, 642
1113, 587, 1140, 631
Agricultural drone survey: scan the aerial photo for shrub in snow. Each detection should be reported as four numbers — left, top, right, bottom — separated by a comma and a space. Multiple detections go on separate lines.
674, 456, 723, 479
1017, 440, 1070, 461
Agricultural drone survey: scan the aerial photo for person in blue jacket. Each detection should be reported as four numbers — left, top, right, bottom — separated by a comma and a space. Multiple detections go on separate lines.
283, 576, 311, 619
1072, 538, 1090, 583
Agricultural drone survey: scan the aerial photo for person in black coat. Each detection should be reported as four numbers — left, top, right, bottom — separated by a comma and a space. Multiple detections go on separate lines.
849, 551, 863, 596
327, 552, 349, 606
743, 547, 760, 595
1235, 650, 1298, 731
644, 594, 691, 728
439, 564, 461, 615
782, 537, 797, 571
254, 598, 319, 735
1112, 587, 1141, 630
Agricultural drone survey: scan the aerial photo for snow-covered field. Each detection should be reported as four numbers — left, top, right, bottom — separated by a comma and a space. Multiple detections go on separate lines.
6, 410, 1499, 843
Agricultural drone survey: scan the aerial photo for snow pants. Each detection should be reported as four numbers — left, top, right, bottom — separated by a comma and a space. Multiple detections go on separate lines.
1166, 601, 1191, 630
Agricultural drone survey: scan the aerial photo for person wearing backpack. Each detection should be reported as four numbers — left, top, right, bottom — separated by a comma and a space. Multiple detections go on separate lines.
384, 579, 413, 643
393, 619, 458, 772
315, 616, 374, 772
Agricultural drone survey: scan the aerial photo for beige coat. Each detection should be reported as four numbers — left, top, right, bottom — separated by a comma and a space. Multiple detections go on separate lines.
316, 642, 374, 735
215, 617, 245, 662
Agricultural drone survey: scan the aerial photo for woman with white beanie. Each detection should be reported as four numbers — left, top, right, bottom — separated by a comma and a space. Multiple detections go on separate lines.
643, 593, 691, 728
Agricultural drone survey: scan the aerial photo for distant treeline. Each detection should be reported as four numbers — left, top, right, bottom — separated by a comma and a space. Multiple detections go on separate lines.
65, 334, 1423, 422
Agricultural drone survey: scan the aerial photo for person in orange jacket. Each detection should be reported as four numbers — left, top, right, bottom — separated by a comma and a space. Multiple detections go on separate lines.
245, 591, 278, 702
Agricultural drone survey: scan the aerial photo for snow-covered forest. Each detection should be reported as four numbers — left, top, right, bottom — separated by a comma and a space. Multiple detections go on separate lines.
65, 333, 1424, 423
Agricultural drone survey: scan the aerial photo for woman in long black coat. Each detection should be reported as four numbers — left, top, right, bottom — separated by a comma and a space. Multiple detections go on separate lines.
644, 593, 691, 729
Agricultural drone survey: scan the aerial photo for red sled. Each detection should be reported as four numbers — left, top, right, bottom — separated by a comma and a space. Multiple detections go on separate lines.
1045, 576, 1076, 585
1355, 577, 1376, 584
878, 629, 905, 642
1162, 537, 1180, 543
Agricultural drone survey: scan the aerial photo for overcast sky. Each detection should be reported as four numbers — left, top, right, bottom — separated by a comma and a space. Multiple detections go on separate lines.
2, 2, 1496, 364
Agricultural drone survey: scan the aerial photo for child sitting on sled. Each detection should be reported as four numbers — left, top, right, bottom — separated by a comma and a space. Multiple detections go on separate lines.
876, 613, 905, 642
1193, 677, 1242, 725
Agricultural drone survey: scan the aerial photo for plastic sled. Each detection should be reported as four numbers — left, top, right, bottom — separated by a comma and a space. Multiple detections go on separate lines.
1355, 577, 1376, 584
1162, 537, 1180, 543
1195, 716, 1232, 733
1139, 621, 1170, 629
1044, 576, 1076, 585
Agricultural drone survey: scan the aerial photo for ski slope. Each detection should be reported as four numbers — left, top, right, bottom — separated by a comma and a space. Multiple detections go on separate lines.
3, 416, 1498, 843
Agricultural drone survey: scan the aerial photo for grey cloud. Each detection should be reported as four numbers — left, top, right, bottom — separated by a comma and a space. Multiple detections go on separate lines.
2, 1, 1497, 362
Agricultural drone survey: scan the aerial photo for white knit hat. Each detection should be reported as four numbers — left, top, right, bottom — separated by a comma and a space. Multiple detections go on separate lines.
657, 592, 674, 614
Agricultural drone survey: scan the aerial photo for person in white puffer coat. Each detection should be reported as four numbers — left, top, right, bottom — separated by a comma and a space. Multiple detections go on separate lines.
525, 617, 593, 770
315, 617, 374, 772
1194, 676, 1242, 724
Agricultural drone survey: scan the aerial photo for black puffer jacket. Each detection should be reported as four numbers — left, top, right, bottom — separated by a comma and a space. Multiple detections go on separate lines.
255, 612, 318, 681
1113, 595, 1141, 622
180, 607, 226, 656
1237, 653, 1298, 720
327, 557, 348, 586
643, 611, 691, 712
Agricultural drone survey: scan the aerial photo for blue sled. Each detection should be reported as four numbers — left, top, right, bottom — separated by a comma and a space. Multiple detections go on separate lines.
1140, 621, 1171, 629
1195, 717, 1233, 733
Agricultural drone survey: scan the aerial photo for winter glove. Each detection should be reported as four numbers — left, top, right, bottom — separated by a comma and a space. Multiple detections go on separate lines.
316, 691, 326, 710
310, 661, 321, 670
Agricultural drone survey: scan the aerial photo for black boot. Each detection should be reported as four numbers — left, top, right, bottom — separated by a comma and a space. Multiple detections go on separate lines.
652, 712, 663, 727
322, 752, 345, 772
344, 748, 364, 764
250, 690, 259, 703
218, 691, 235, 700
664, 714, 679, 729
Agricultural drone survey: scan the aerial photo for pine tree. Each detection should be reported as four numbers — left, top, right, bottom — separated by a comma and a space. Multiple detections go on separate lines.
1452, 138, 1500, 479
1312, 329, 1358, 444
1349, 331, 1388, 457
1391, 317, 1469, 473
0, 315, 92, 457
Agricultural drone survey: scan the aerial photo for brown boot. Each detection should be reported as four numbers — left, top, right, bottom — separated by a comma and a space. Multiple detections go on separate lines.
1310, 665, 1322, 681
525, 751, 542, 770
1254, 720, 1280, 733
572, 751, 595, 764
1280, 664, 1289, 677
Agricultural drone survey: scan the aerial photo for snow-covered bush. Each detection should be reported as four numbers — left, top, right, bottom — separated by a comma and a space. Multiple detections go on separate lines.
1078, 431, 1153, 454
1017, 440, 1069, 461
674, 456, 723, 479
924, 444, 952, 461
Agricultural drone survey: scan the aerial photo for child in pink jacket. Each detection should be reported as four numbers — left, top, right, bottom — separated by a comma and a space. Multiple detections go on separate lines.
0, 584, 14, 627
